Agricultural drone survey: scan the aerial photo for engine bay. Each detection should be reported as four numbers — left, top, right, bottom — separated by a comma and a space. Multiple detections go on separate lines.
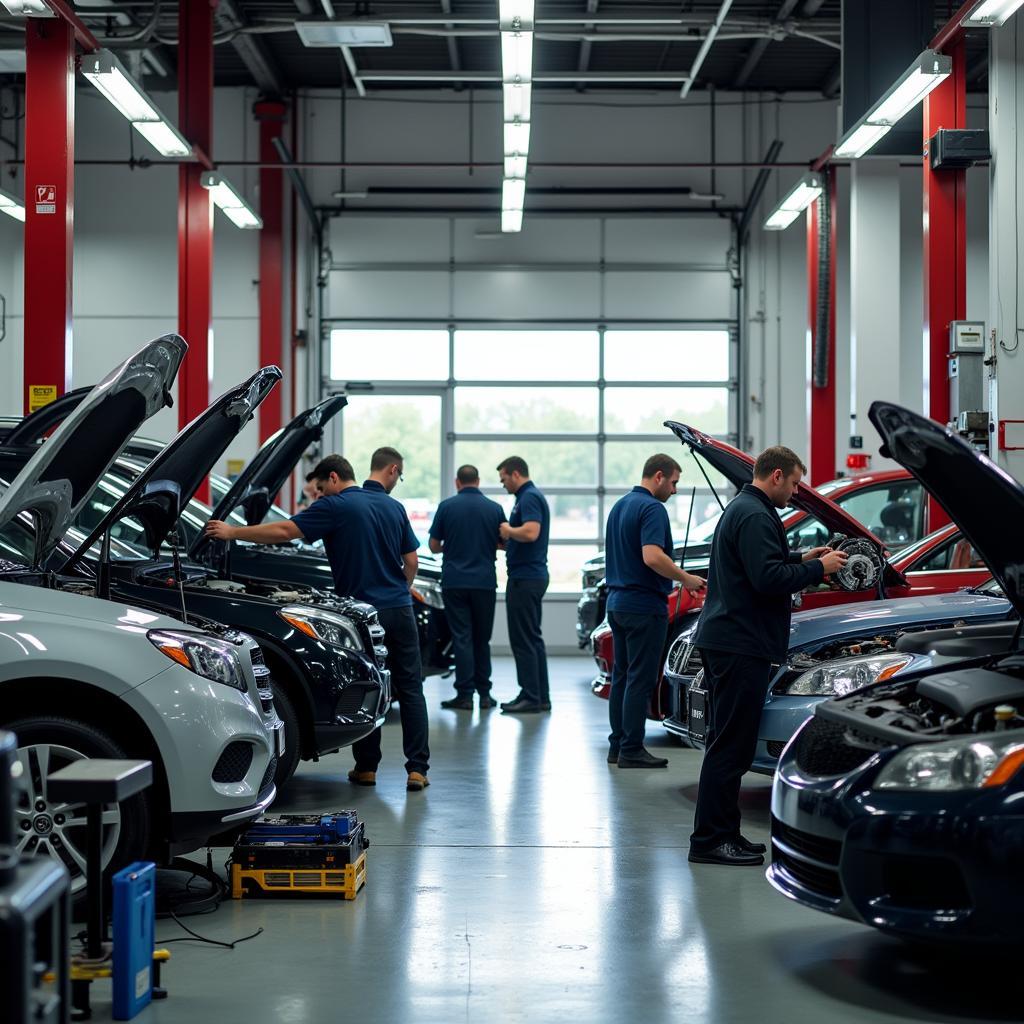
789, 632, 904, 670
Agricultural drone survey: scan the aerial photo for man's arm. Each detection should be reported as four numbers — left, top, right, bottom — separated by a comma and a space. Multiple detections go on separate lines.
739, 514, 826, 595
500, 521, 540, 543
206, 519, 303, 544
429, 537, 443, 554
642, 546, 706, 592
402, 550, 419, 585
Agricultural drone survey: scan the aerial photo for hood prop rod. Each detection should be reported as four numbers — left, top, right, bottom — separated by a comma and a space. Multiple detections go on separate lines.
691, 451, 727, 512
680, 485, 695, 568
97, 527, 112, 601
167, 529, 188, 623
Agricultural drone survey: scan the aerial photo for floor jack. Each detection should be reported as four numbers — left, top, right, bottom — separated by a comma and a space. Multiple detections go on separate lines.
47, 759, 172, 1022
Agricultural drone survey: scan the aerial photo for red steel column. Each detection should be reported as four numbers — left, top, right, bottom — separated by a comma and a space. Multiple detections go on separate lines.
807, 170, 837, 486
22, 17, 75, 414
255, 100, 287, 443
178, 0, 216, 434
922, 36, 966, 528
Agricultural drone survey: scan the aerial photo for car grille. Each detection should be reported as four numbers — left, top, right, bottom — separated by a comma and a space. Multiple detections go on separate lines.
259, 755, 278, 795
250, 646, 266, 668
667, 637, 701, 677
793, 717, 875, 778
772, 818, 841, 866
212, 742, 254, 783
336, 686, 370, 717
766, 740, 786, 759
368, 623, 387, 669
256, 688, 275, 714
772, 848, 843, 901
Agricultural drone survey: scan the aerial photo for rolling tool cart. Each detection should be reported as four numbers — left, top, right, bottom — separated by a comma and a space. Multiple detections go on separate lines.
230, 812, 369, 900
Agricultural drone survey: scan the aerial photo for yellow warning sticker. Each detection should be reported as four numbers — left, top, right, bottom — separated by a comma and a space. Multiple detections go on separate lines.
28, 385, 57, 412
226, 459, 245, 477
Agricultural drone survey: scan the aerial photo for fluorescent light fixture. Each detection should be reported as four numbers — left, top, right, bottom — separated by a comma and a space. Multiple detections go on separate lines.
505, 155, 528, 178
0, 187, 25, 223
834, 121, 892, 159
502, 178, 526, 211
503, 82, 532, 122
763, 173, 823, 231
332, 190, 369, 199
501, 208, 523, 233
295, 21, 393, 47
132, 119, 192, 158
763, 208, 803, 230
867, 50, 951, 125
501, 30, 533, 83
0, 0, 53, 16
963, 0, 1024, 25
80, 49, 161, 123
499, 0, 534, 29
200, 172, 262, 230
503, 120, 531, 156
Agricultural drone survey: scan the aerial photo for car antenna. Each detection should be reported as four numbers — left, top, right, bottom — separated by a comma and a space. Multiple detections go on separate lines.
680, 486, 695, 568
690, 451, 726, 511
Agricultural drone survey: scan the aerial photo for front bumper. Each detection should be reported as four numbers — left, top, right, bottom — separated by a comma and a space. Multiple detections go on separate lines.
768, 732, 1024, 944
313, 664, 391, 754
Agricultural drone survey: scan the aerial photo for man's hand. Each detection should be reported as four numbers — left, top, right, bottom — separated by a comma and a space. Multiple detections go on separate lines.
206, 520, 237, 542
680, 571, 706, 594
819, 549, 849, 575
499, 522, 512, 541
802, 545, 831, 562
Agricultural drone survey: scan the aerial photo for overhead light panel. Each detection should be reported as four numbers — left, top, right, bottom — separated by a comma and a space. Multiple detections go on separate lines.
81, 49, 162, 123
201, 173, 262, 230
296, 21, 393, 47
502, 178, 526, 210
132, 119, 192, 158
0, 187, 25, 223
963, 0, 1024, 25
501, 30, 534, 84
332, 190, 369, 199
834, 121, 892, 159
763, 173, 823, 231
501, 208, 524, 233
503, 82, 531, 122
503, 121, 531, 157
0, 0, 53, 16
867, 50, 951, 125
505, 155, 528, 178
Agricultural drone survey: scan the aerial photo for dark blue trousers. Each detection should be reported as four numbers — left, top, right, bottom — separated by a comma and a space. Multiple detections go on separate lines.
506, 577, 549, 704
443, 587, 497, 697
607, 610, 668, 756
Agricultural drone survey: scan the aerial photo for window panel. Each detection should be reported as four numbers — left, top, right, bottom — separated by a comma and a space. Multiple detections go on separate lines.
330, 329, 450, 381
604, 330, 729, 381
603, 440, 730, 494
455, 440, 596, 487
456, 387, 598, 433
455, 330, 599, 381
604, 386, 728, 435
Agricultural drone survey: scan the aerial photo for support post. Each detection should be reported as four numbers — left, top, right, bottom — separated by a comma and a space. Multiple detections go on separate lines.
807, 168, 836, 485
922, 36, 965, 528
22, 17, 75, 414
256, 99, 287, 444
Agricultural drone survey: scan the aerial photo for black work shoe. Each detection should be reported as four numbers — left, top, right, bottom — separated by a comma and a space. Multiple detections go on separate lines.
539, 701, 552, 711
737, 834, 767, 854
478, 695, 498, 710
607, 747, 620, 764
617, 749, 669, 769
499, 692, 527, 710
501, 698, 543, 714
441, 696, 474, 710
688, 841, 765, 866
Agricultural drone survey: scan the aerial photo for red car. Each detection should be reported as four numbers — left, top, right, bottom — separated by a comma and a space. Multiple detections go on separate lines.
589, 422, 990, 717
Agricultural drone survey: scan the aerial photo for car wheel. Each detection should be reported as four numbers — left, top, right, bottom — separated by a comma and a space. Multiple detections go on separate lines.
270, 683, 301, 788
5, 716, 152, 897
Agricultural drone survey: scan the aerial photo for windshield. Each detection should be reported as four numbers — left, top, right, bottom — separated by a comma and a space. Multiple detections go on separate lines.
975, 578, 1005, 597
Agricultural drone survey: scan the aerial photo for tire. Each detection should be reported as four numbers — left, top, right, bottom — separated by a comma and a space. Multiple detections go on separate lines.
5, 715, 152, 898
270, 682, 301, 789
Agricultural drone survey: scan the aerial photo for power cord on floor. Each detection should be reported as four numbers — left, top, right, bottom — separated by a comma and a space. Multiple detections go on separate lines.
158, 910, 264, 950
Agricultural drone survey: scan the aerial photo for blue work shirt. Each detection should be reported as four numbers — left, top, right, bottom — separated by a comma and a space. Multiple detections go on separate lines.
291, 480, 419, 610
605, 486, 674, 616
428, 487, 507, 590
505, 480, 549, 581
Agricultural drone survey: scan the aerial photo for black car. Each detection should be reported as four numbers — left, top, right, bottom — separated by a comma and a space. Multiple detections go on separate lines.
0, 352, 390, 789
769, 400, 1024, 946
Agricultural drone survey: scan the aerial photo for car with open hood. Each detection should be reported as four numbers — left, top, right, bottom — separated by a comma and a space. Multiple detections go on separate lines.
0, 365, 390, 790
0, 337, 283, 892
768, 400, 1024, 945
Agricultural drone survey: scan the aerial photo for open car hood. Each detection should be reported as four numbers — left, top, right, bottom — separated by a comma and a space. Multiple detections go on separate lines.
0, 336, 185, 568
870, 400, 1024, 615
2, 386, 91, 447
191, 394, 347, 560
663, 420, 908, 588
63, 366, 282, 567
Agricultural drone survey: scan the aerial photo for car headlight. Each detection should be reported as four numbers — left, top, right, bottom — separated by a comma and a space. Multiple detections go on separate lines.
147, 630, 247, 691
278, 606, 364, 651
776, 653, 913, 697
874, 733, 1024, 791
411, 580, 444, 610
582, 569, 605, 590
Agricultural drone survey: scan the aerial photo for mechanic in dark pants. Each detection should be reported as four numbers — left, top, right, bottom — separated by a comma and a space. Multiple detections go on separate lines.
496, 456, 551, 714
605, 454, 707, 768
429, 464, 507, 711
688, 446, 847, 865
206, 446, 431, 792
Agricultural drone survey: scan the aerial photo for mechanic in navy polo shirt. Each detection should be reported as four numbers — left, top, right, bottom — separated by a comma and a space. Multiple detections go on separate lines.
604, 454, 706, 769
428, 464, 507, 712
496, 456, 551, 714
205, 447, 431, 793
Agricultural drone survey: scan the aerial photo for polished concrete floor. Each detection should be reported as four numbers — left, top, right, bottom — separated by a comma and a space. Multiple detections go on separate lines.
91, 657, 1018, 1023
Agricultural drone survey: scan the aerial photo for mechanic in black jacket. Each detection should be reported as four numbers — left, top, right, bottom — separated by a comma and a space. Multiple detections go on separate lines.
688, 446, 848, 867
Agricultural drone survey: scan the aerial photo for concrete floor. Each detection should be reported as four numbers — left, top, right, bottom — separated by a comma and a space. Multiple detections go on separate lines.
90, 657, 1019, 1023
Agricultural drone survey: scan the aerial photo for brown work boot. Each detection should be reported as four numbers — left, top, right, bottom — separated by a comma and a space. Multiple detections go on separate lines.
347, 768, 376, 787
406, 772, 430, 792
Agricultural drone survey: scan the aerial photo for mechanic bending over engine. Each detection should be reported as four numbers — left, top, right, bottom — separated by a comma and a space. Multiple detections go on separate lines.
688, 446, 848, 867
205, 448, 432, 794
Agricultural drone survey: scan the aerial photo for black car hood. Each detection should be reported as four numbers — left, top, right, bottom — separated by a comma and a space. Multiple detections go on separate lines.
63, 366, 282, 567
870, 400, 1024, 615
0, 336, 185, 568
664, 419, 907, 589
192, 394, 347, 559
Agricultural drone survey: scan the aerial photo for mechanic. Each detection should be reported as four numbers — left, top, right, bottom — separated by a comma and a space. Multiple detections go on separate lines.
605, 454, 707, 768
205, 447, 431, 793
688, 446, 847, 866
496, 456, 551, 714
429, 464, 507, 712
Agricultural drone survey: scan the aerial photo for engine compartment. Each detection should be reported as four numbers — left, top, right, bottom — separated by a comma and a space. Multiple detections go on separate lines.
789, 633, 904, 670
